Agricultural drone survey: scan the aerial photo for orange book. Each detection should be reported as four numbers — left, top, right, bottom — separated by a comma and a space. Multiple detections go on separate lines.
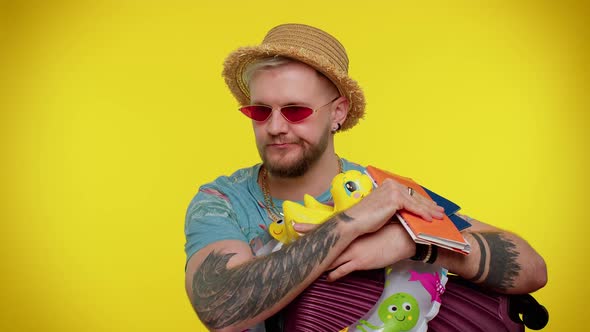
366, 165, 470, 254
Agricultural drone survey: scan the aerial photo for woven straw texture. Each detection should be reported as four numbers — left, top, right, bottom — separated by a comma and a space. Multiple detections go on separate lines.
223, 23, 365, 131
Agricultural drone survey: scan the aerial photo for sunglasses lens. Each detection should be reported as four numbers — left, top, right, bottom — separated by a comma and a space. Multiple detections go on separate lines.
240, 105, 272, 122
281, 106, 314, 122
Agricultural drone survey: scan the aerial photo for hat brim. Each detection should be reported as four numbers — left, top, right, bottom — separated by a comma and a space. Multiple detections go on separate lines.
223, 44, 365, 131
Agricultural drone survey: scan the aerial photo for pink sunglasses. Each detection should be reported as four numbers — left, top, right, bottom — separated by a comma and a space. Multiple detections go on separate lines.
239, 96, 339, 123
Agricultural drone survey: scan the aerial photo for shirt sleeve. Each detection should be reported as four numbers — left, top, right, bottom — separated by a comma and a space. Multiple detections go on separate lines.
184, 186, 248, 267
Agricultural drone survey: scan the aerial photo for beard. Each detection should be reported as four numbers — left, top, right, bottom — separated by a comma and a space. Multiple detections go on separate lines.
260, 127, 331, 178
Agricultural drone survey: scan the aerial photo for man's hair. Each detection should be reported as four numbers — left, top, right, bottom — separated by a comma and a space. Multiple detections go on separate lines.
243, 56, 335, 91
242, 56, 294, 86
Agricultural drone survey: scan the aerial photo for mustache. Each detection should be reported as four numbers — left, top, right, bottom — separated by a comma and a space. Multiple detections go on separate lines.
266, 137, 302, 145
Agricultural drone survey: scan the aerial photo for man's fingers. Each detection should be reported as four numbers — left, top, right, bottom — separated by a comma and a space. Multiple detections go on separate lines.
328, 255, 346, 270
293, 222, 318, 233
388, 182, 444, 221
403, 194, 444, 221
410, 190, 445, 212
327, 261, 357, 282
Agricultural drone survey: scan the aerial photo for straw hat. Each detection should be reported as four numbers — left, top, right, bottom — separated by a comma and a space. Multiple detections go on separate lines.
222, 23, 365, 131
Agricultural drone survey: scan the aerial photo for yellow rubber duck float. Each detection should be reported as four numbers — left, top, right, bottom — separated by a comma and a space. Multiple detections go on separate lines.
269, 169, 374, 245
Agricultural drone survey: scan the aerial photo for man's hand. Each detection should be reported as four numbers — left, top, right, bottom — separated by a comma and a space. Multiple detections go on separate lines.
326, 223, 415, 281
294, 178, 445, 236
343, 178, 444, 236
292, 178, 444, 281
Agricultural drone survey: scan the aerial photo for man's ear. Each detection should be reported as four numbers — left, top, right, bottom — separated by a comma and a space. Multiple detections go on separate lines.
331, 96, 349, 130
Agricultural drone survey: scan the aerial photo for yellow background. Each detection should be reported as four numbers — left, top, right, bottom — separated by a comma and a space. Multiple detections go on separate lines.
1, 0, 588, 331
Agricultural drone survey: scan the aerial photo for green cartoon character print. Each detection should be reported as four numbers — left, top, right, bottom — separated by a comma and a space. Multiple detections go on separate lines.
357, 292, 420, 332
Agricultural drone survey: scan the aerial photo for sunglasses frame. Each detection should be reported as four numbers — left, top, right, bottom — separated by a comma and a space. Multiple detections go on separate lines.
239, 96, 340, 123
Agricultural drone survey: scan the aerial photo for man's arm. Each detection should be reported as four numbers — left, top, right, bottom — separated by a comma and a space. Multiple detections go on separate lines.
435, 217, 547, 294
186, 214, 356, 332
327, 216, 547, 294
185, 179, 444, 332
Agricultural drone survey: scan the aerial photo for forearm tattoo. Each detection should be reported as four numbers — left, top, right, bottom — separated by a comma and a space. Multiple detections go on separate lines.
468, 232, 521, 291
192, 213, 353, 329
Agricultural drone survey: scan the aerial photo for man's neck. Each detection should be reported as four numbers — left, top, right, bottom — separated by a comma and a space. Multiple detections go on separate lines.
263, 154, 341, 202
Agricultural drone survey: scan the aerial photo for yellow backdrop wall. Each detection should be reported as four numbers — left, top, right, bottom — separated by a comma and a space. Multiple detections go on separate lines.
1, 1, 588, 331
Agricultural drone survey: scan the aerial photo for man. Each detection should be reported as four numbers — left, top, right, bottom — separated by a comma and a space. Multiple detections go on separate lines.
184, 24, 546, 332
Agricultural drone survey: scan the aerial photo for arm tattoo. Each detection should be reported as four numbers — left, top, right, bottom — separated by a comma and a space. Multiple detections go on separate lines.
468, 232, 521, 291
469, 233, 487, 282
338, 211, 354, 222
192, 213, 353, 329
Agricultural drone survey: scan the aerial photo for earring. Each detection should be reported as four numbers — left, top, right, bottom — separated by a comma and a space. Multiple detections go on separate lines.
331, 123, 342, 134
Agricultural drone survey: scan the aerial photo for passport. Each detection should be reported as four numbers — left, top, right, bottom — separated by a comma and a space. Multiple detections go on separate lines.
366, 165, 471, 254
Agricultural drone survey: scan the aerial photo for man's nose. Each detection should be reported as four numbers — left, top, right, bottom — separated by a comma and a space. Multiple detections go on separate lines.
266, 108, 289, 135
